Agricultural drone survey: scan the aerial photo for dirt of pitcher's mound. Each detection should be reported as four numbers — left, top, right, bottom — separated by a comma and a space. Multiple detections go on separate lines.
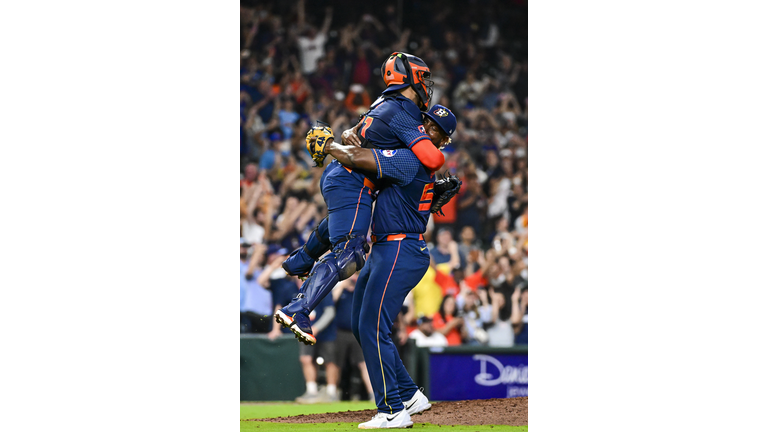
245, 397, 528, 426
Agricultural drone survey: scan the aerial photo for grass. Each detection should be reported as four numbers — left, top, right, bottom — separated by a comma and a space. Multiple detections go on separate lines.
240, 401, 373, 419
240, 402, 528, 431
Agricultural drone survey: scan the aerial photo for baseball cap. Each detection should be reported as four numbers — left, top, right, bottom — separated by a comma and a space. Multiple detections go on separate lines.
240, 237, 251, 247
423, 104, 457, 137
416, 315, 433, 325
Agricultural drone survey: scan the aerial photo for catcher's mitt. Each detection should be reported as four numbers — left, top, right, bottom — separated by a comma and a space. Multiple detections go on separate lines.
305, 121, 334, 167
430, 171, 462, 216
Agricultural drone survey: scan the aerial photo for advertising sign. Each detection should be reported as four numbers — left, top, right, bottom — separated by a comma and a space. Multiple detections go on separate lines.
429, 352, 528, 400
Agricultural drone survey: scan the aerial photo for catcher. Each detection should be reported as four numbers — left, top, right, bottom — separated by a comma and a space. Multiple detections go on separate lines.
285, 105, 460, 429
275, 53, 451, 344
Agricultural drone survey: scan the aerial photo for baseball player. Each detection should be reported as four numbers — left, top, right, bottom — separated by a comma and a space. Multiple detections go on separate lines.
306, 105, 461, 428
275, 53, 446, 345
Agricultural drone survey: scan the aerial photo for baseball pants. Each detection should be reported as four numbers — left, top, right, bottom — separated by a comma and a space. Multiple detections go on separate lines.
319, 160, 375, 244
351, 236, 429, 414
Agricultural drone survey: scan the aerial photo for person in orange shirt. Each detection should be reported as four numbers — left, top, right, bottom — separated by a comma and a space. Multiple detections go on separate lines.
431, 294, 465, 346
343, 84, 371, 115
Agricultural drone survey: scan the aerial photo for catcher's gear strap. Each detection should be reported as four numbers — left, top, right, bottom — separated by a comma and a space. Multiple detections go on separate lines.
430, 172, 462, 216
288, 235, 370, 314
331, 234, 371, 280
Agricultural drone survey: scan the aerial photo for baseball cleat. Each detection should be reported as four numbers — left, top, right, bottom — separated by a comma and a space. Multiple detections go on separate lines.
404, 389, 431, 416
274, 309, 316, 345
358, 409, 413, 429
281, 247, 315, 278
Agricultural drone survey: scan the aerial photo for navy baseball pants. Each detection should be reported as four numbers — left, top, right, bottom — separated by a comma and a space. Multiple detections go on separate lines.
319, 160, 375, 243
351, 235, 429, 414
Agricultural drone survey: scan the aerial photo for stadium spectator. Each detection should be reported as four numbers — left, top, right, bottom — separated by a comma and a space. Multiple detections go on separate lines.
296, 2, 333, 75
430, 228, 464, 272
409, 316, 448, 348
432, 295, 465, 346
295, 293, 339, 404
332, 276, 375, 401
457, 226, 481, 267
456, 173, 487, 235
459, 289, 491, 345
513, 283, 528, 345
343, 84, 371, 116
240, 240, 273, 333
408, 265, 444, 320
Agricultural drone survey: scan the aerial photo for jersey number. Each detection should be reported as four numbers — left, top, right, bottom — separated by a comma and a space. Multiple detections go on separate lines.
360, 116, 374, 138
418, 183, 434, 212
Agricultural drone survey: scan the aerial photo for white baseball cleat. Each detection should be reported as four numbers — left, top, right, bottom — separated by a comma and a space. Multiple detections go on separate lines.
404, 389, 431, 416
358, 409, 413, 429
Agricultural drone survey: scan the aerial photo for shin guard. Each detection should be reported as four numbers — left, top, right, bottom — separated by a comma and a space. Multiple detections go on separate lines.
283, 235, 370, 316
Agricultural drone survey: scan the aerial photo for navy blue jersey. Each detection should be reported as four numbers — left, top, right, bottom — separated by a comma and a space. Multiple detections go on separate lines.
334, 288, 355, 331
369, 148, 436, 236
359, 95, 431, 150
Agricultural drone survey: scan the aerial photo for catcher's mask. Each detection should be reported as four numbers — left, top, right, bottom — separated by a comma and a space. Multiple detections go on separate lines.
380, 52, 434, 109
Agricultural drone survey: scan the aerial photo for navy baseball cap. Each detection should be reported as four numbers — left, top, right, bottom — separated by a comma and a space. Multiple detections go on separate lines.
423, 104, 457, 137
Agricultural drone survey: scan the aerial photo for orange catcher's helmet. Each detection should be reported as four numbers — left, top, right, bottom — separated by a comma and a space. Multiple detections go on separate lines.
380, 52, 434, 109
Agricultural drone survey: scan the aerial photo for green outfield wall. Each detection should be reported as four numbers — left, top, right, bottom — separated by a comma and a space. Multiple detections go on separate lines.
241, 334, 528, 401
240, 334, 306, 401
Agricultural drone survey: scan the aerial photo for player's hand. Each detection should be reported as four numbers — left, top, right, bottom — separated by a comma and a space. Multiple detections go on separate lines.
448, 240, 459, 254
341, 120, 363, 147
305, 121, 334, 167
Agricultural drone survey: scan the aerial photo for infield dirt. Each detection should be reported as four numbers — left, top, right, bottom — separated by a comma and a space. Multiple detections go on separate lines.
244, 397, 527, 426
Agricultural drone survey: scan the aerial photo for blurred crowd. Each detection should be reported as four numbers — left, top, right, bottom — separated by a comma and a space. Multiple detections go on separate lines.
240, 0, 527, 400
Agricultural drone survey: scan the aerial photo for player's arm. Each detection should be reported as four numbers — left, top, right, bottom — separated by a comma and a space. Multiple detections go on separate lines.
323, 139, 378, 173
371, 148, 420, 186
411, 140, 445, 172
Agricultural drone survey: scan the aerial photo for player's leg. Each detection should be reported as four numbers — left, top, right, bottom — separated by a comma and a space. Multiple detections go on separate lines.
277, 164, 374, 343
282, 216, 330, 277
351, 256, 373, 345
357, 240, 429, 415
282, 161, 372, 277
393, 352, 418, 402
392, 241, 430, 414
